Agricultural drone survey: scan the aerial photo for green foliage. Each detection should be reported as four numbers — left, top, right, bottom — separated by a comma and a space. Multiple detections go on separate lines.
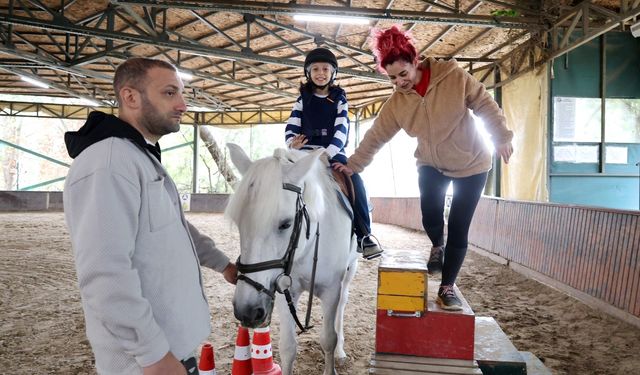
490, 9, 520, 17
1, 115, 288, 193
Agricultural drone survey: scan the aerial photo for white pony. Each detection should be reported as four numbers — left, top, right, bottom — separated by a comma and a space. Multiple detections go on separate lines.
225, 143, 358, 375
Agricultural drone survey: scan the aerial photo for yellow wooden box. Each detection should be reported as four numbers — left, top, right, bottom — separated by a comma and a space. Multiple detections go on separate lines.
377, 249, 428, 312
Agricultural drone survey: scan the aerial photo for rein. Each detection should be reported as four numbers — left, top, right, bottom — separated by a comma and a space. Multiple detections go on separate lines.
236, 182, 320, 333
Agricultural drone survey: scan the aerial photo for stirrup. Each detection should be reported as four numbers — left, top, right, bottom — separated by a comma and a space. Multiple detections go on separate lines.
361, 235, 383, 260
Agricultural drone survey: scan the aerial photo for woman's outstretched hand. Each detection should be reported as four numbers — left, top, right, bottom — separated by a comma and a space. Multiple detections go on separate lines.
495, 142, 513, 164
331, 162, 354, 176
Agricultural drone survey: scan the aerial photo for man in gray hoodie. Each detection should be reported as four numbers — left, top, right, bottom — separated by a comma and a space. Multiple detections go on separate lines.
63, 57, 237, 375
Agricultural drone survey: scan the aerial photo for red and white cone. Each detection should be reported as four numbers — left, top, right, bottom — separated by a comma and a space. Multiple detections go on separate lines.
198, 342, 216, 375
251, 326, 281, 375
231, 326, 253, 375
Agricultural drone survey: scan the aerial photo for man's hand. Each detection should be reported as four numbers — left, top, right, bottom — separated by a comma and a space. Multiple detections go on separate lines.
143, 352, 186, 375
222, 262, 238, 285
331, 162, 354, 176
290, 135, 308, 149
495, 142, 513, 164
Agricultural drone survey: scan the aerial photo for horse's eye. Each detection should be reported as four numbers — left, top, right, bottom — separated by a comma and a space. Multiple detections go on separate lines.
279, 221, 292, 231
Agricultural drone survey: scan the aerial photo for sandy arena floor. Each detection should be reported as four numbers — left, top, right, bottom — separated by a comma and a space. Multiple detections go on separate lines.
1, 212, 639, 374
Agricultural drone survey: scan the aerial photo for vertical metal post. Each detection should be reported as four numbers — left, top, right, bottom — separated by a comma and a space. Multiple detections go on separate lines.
242, 14, 254, 53
355, 108, 361, 148
106, 6, 114, 50
547, 61, 554, 202
637, 162, 640, 210
7, 0, 13, 46
15, 161, 19, 190
494, 66, 503, 197
162, 8, 167, 32
192, 122, 199, 193
599, 34, 606, 173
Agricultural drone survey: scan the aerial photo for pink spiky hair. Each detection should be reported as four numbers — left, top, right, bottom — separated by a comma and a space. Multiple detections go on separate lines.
369, 25, 418, 73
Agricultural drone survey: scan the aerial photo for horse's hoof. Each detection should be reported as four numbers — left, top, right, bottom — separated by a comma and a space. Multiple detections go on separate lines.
335, 356, 348, 367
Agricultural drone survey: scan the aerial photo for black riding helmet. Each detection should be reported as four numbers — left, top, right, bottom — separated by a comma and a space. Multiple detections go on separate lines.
304, 47, 338, 82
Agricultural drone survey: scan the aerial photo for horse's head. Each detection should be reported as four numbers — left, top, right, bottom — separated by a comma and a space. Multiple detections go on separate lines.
225, 143, 328, 328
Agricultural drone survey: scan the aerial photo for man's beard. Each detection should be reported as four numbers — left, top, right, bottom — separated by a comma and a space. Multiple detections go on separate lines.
139, 93, 180, 137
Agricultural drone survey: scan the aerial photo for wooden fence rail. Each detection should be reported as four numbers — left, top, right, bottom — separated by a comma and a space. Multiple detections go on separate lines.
371, 196, 640, 322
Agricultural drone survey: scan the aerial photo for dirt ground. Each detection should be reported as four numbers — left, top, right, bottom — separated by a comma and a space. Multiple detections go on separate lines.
1, 212, 639, 375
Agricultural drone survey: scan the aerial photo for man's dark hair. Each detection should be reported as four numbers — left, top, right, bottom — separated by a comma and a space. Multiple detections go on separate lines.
113, 58, 176, 105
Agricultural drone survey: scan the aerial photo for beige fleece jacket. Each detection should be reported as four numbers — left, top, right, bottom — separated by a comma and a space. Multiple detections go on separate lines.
348, 57, 513, 178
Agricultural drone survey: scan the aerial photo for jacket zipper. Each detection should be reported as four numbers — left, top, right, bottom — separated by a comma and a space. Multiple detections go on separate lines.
422, 94, 439, 171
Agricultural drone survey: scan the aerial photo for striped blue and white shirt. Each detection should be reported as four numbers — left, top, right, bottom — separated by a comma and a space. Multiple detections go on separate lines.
285, 87, 350, 164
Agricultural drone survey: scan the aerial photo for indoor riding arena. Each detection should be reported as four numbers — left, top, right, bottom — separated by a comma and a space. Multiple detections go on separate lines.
1, 1, 640, 375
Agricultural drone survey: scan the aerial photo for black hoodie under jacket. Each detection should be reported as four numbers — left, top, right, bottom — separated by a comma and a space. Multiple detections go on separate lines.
64, 111, 162, 162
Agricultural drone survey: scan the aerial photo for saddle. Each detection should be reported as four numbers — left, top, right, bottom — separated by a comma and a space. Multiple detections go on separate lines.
331, 169, 355, 221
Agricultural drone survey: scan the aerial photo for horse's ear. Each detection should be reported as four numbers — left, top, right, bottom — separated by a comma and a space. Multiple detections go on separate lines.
286, 149, 323, 184
227, 143, 252, 175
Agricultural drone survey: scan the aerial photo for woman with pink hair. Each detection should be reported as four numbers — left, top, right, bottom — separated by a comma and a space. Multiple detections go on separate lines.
333, 26, 514, 310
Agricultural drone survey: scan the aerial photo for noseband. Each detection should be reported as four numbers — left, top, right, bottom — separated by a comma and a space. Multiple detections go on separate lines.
236, 182, 319, 332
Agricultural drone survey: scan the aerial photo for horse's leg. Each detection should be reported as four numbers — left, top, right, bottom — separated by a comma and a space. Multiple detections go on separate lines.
319, 287, 342, 375
275, 293, 299, 375
334, 254, 358, 365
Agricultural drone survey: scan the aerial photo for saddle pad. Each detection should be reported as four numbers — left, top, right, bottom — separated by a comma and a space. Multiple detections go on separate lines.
336, 190, 354, 221
331, 169, 354, 221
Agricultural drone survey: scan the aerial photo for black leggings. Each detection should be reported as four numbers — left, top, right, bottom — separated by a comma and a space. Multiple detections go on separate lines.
418, 166, 487, 286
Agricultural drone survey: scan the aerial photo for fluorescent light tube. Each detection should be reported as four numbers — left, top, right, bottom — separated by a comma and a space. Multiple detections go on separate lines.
178, 70, 194, 80
80, 98, 101, 107
20, 76, 49, 89
294, 14, 370, 25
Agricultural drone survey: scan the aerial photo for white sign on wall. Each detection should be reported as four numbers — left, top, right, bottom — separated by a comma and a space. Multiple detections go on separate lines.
180, 193, 191, 212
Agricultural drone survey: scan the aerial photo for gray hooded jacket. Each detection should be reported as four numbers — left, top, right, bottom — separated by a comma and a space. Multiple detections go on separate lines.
63, 112, 230, 374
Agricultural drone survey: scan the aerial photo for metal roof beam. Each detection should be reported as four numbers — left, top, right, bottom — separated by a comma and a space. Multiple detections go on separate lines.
114, 3, 159, 37
472, 1, 640, 90
448, 28, 493, 57
254, 15, 373, 59
0, 44, 112, 81
480, 0, 544, 17
0, 12, 387, 82
0, 65, 111, 104
419, 1, 483, 55
164, 29, 299, 89
189, 10, 242, 50
113, 0, 544, 29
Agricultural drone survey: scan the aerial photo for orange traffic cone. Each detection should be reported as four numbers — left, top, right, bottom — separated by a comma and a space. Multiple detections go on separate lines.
198, 342, 216, 375
231, 326, 253, 375
251, 326, 281, 375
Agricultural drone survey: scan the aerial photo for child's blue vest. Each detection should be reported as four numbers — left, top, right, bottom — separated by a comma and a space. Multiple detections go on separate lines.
299, 87, 347, 150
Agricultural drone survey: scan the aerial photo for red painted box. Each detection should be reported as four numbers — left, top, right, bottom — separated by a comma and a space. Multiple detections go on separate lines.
375, 282, 475, 360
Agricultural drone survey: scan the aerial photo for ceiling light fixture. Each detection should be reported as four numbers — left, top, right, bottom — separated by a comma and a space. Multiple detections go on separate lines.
79, 98, 101, 107
178, 70, 194, 80
20, 75, 49, 89
293, 14, 370, 25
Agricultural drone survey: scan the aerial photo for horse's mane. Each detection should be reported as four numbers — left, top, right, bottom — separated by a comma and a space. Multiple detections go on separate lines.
225, 148, 334, 234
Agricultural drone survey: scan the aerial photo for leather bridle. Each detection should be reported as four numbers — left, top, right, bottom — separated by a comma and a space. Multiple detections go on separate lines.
236, 182, 319, 333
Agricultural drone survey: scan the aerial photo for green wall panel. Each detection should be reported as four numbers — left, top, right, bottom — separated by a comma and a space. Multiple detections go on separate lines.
552, 32, 640, 99
605, 33, 640, 98
551, 33, 600, 98
550, 32, 640, 211
550, 176, 639, 210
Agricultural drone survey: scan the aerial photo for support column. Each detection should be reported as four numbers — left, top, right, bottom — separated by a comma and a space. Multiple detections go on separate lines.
192, 122, 199, 193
